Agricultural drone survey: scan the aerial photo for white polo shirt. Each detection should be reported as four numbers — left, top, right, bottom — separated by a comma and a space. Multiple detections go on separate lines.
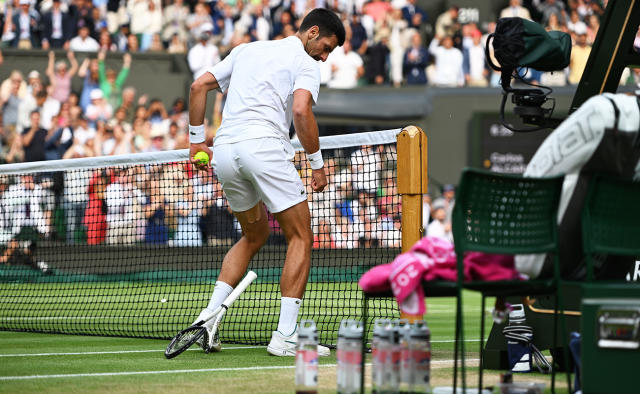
207, 36, 320, 148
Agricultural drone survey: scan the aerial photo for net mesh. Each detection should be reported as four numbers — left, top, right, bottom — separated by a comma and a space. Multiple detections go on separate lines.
0, 130, 401, 346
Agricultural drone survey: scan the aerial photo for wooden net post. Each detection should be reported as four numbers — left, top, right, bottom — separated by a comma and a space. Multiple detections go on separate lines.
396, 125, 428, 322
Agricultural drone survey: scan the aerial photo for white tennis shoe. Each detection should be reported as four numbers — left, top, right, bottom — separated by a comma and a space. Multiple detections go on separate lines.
266, 329, 330, 357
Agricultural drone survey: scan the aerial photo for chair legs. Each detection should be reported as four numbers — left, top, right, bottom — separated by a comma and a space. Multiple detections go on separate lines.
453, 287, 466, 393
479, 294, 486, 391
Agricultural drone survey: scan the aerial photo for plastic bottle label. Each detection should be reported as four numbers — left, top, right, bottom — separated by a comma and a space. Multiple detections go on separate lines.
296, 349, 318, 388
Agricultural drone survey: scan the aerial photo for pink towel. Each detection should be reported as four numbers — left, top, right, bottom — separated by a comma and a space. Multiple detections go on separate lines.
358, 237, 522, 315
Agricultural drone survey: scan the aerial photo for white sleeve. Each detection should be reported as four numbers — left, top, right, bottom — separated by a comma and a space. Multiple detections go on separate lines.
206, 44, 243, 93
293, 59, 321, 105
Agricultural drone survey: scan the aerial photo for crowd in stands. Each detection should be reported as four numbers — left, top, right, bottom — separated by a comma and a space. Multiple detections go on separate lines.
2, 0, 640, 91
0, 0, 639, 269
0, 142, 411, 271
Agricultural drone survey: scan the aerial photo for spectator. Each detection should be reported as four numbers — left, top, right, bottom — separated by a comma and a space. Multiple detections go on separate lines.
428, 35, 464, 87
11, 0, 39, 49
69, 25, 100, 51
387, 8, 409, 88
78, 57, 100, 111
567, 9, 587, 36
17, 88, 46, 134
586, 14, 600, 45
350, 144, 380, 195
40, 0, 73, 49
426, 202, 452, 242
143, 179, 170, 244
146, 125, 166, 152
98, 28, 116, 51
21, 111, 47, 162
131, 0, 162, 51
84, 170, 109, 245
105, 168, 144, 245
568, 25, 591, 85
363, 0, 392, 24
538, 0, 566, 27
366, 27, 390, 85
44, 110, 73, 160
187, 26, 220, 79
127, 33, 139, 52
463, 29, 488, 87
167, 32, 187, 53
162, 0, 189, 44
25, 70, 42, 96
499, 0, 531, 20
98, 51, 131, 110
186, 2, 213, 44
69, 0, 96, 39
324, 39, 365, 89
432, 183, 455, 225
171, 180, 202, 246
1, 174, 50, 272
113, 23, 129, 51
271, 9, 294, 40
85, 89, 113, 126
46, 50, 79, 104
403, 31, 428, 85
435, 6, 459, 40
146, 98, 168, 125
402, 0, 427, 30
63, 167, 90, 244
349, 13, 368, 55
1, 71, 26, 132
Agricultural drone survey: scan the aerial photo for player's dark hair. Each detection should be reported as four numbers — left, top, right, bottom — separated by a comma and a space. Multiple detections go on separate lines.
299, 8, 345, 46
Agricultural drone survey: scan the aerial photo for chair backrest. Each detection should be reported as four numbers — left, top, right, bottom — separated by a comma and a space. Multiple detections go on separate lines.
582, 175, 640, 279
452, 168, 565, 258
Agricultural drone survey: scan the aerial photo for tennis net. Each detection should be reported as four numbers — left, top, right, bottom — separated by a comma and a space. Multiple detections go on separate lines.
0, 129, 402, 346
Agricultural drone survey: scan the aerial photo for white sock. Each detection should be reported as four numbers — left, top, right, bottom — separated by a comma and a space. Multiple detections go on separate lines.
277, 297, 301, 336
206, 281, 233, 312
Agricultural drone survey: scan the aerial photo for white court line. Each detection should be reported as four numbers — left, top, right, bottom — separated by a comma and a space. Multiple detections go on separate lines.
0, 340, 481, 357
0, 346, 263, 357
0, 359, 479, 381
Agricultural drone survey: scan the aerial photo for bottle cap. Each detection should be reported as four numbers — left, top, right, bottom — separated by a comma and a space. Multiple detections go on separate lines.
509, 304, 526, 322
410, 320, 430, 339
298, 319, 318, 341
339, 319, 363, 340
373, 319, 392, 340
393, 319, 412, 343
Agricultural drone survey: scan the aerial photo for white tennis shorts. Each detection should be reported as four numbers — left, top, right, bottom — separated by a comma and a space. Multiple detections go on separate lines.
212, 138, 307, 213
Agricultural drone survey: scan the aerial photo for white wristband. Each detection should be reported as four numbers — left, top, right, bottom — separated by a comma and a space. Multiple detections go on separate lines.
189, 124, 205, 143
307, 150, 324, 170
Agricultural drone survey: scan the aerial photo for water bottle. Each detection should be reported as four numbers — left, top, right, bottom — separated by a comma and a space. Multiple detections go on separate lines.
371, 319, 392, 394
389, 319, 405, 392
295, 320, 318, 394
337, 319, 363, 394
397, 320, 412, 393
408, 320, 431, 393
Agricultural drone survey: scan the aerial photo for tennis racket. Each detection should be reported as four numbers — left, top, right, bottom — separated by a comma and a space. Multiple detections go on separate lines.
164, 270, 258, 359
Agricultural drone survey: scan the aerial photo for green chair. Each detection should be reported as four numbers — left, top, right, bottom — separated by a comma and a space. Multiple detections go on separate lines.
451, 168, 570, 392
582, 175, 640, 281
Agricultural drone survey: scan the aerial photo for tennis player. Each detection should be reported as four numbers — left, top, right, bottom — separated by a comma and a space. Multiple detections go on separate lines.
188, 8, 345, 356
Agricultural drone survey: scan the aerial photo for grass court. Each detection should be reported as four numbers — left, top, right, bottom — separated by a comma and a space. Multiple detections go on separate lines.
0, 291, 569, 393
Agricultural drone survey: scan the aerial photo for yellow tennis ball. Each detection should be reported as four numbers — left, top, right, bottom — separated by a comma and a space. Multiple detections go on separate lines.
193, 151, 209, 166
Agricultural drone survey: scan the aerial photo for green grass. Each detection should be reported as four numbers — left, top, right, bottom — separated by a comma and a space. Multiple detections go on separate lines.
0, 291, 570, 393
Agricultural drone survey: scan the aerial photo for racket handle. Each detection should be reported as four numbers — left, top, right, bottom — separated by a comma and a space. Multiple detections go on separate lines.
222, 270, 257, 308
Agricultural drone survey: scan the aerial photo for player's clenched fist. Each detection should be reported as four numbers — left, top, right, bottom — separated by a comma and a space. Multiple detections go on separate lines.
310, 168, 327, 192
